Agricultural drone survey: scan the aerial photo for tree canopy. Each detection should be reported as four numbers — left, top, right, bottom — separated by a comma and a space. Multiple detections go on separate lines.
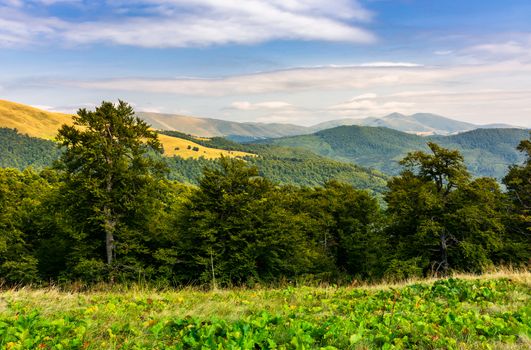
56, 101, 166, 279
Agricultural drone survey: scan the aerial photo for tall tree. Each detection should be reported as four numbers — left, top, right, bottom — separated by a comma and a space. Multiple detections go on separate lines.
386, 142, 505, 276
502, 135, 531, 262
56, 101, 165, 273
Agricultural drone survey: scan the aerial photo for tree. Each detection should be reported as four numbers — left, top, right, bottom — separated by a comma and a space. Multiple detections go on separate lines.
176, 157, 322, 286
0, 168, 49, 283
386, 142, 506, 276
501, 135, 531, 262
301, 181, 387, 280
56, 101, 165, 275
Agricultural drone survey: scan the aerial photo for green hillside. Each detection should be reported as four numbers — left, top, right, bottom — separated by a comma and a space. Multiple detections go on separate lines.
0, 128, 387, 193
432, 128, 530, 179
260, 125, 529, 178
0, 128, 63, 169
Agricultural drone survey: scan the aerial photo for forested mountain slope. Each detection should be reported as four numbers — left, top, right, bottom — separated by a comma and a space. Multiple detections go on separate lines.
0, 128, 387, 193
0, 128, 62, 169
260, 125, 529, 178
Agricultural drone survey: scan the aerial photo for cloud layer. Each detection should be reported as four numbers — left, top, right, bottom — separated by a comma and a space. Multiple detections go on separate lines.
66, 61, 531, 96
0, 0, 375, 48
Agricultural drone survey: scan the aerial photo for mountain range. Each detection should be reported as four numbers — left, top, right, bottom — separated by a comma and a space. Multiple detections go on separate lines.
0, 99, 528, 185
309, 113, 517, 136
138, 111, 520, 139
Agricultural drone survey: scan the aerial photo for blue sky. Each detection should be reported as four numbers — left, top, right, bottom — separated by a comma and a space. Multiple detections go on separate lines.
1, 0, 531, 126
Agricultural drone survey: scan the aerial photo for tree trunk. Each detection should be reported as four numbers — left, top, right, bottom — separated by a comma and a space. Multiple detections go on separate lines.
104, 167, 115, 266
439, 231, 449, 276
103, 205, 116, 265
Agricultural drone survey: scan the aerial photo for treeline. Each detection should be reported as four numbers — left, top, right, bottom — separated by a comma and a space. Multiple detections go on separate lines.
0, 102, 529, 286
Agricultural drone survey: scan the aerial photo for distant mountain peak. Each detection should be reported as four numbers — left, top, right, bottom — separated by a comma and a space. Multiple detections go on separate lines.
385, 112, 407, 119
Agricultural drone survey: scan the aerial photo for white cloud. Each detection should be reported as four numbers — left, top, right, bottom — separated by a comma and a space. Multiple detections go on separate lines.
30, 104, 55, 111
349, 93, 378, 100
0, 0, 22, 6
434, 50, 453, 56
0, 0, 376, 48
358, 62, 422, 67
461, 35, 531, 62
230, 100, 294, 111
32, 0, 82, 4
0, 8, 63, 47
469, 41, 527, 55
328, 92, 415, 117
6, 58, 526, 126
329, 99, 415, 117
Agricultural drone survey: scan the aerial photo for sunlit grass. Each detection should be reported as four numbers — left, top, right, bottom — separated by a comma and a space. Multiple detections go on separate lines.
0, 99, 253, 160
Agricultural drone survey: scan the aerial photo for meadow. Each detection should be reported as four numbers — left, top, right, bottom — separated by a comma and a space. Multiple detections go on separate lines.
0, 271, 529, 350
0, 99, 252, 159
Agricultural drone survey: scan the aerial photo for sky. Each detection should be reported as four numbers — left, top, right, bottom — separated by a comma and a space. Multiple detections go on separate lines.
1, 0, 531, 127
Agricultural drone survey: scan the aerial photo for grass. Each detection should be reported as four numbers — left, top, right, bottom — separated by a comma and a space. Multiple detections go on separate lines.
157, 133, 251, 159
0, 270, 529, 349
0, 100, 74, 140
0, 99, 253, 160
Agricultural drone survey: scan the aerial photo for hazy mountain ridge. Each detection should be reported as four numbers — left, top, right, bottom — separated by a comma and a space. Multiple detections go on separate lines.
139, 110, 520, 139
137, 112, 311, 138
309, 113, 518, 136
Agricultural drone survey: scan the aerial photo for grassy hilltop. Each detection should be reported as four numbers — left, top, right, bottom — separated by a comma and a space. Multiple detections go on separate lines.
0, 271, 529, 349
0, 99, 252, 159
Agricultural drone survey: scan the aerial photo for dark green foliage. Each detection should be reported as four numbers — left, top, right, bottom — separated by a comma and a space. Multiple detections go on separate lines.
164, 156, 216, 183
432, 128, 529, 178
248, 147, 387, 193
55, 100, 167, 280
502, 134, 531, 262
0, 168, 52, 283
0, 128, 62, 170
175, 157, 331, 285
297, 181, 388, 279
385, 143, 508, 276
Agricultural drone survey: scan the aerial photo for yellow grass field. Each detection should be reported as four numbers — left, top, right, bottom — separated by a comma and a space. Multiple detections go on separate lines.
0, 99, 252, 159
0, 99, 74, 139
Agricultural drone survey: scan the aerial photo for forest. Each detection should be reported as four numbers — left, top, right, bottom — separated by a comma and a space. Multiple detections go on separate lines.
0, 101, 529, 287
